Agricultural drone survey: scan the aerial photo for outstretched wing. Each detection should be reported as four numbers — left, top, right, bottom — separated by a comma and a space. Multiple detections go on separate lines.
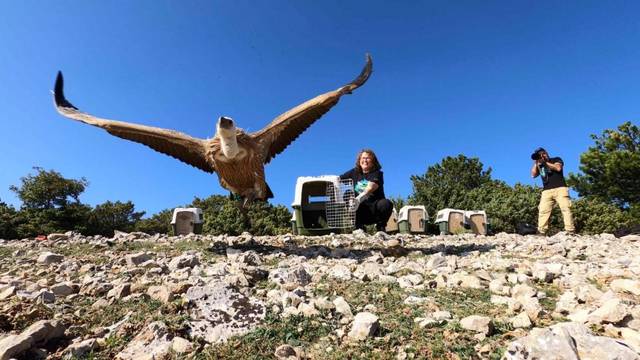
251, 54, 372, 164
53, 72, 215, 173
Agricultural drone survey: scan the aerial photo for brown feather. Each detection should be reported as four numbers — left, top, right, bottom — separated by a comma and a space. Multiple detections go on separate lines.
209, 132, 271, 199
251, 54, 373, 164
53, 72, 214, 174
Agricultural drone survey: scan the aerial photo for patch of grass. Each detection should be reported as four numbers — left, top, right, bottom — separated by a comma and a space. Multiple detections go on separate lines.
488, 346, 506, 360
67, 295, 189, 359
0, 245, 19, 271
303, 281, 508, 359
200, 312, 332, 359
587, 277, 607, 292
10, 302, 55, 331
109, 240, 221, 262
428, 288, 497, 318
55, 243, 111, 266
0, 245, 17, 259
574, 253, 587, 261
392, 268, 417, 277
537, 283, 561, 313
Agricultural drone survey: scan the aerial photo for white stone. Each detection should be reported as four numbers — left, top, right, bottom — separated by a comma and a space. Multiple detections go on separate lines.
460, 315, 492, 335
126, 252, 151, 266
329, 265, 352, 281
588, 298, 630, 325
0, 286, 16, 300
0, 320, 65, 360
333, 296, 352, 317
504, 322, 639, 360
147, 285, 173, 303
298, 302, 320, 317
348, 312, 379, 340
37, 252, 64, 264
50, 282, 76, 297
116, 321, 172, 360
64, 338, 97, 358
511, 312, 532, 328
610, 279, 640, 296
171, 337, 194, 354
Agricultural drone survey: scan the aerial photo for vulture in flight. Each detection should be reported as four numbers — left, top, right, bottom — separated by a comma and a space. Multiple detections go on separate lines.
53, 54, 373, 209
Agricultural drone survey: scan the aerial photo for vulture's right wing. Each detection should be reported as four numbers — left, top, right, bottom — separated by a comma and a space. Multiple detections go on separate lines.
53, 72, 215, 173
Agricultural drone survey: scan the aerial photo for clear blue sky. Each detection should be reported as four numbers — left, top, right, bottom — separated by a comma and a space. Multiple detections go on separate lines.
1, 1, 639, 216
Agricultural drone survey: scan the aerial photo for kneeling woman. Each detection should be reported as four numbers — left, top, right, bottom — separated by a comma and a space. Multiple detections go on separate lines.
340, 149, 393, 231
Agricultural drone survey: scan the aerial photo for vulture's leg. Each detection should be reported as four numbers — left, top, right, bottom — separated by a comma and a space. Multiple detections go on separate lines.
234, 195, 254, 230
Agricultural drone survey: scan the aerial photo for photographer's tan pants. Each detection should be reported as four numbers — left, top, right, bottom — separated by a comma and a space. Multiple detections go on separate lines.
538, 186, 575, 234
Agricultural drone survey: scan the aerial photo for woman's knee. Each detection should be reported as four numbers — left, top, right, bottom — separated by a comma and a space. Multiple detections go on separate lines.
376, 199, 393, 215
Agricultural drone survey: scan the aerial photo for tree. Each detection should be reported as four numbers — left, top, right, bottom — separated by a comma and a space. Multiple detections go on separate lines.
568, 121, 640, 208
410, 155, 494, 217
10, 167, 88, 209
9, 167, 91, 237
388, 195, 407, 212
0, 200, 19, 240
135, 209, 174, 235
191, 195, 291, 236
571, 197, 635, 234
86, 201, 145, 236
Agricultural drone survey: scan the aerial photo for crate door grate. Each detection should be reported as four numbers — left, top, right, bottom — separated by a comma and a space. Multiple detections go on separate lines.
448, 211, 465, 233
325, 179, 355, 229
469, 214, 486, 235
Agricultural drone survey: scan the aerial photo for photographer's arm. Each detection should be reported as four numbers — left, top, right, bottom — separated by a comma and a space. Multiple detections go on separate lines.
545, 161, 563, 172
531, 162, 539, 178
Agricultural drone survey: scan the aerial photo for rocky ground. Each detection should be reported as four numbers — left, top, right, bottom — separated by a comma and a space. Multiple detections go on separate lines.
0, 230, 639, 360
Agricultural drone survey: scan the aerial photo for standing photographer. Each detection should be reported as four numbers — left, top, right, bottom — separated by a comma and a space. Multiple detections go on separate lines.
530, 147, 575, 235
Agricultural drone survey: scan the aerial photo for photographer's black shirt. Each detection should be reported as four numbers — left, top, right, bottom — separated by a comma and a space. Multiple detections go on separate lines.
340, 168, 386, 201
539, 157, 567, 190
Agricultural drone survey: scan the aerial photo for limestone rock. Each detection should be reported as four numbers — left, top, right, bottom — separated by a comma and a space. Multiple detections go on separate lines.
126, 252, 152, 266
64, 338, 98, 359
275, 344, 297, 359
37, 252, 64, 264
186, 281, 266, 343
348, 312, 379, 340
504, 322, 639, 360
171, 336, 194, 354
610, 279, 640, 296
333, 296, 353, 317
147, 285, 173, 304
107, 283, 131, 300
511, 312, 532, 329
330, 264, 352, 281
168, 254, 200, 271
460, 315, 493, 335
116, 321, 172, 360
587, 298, 630, 325
0, 285, 16, 300
0, 320, 65, 360
269, 266, 312, 288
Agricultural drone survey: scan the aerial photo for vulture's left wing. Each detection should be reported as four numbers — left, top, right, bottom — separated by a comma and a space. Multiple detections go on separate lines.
251, 54, 372, 164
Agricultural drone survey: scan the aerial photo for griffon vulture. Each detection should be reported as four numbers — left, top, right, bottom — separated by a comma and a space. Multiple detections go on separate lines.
53, 54, 372, 209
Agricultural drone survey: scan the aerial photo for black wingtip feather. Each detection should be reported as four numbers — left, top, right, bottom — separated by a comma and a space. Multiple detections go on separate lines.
346, 53, 373, 92
53, 71, 78, 110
